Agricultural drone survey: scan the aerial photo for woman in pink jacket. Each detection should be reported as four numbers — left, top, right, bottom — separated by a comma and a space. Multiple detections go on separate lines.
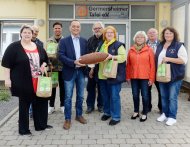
126, 31, 155, 122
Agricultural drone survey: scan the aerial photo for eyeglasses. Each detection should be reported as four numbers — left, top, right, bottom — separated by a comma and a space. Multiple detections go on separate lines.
106, 32, 114, 34
93, 27, 102, 30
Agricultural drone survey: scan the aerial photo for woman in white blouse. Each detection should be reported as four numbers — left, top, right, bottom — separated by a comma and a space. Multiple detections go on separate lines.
155, 27, 188, 126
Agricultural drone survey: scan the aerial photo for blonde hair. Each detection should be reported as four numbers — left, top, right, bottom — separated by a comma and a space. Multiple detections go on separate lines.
103, 26, 117, 41
133, 31, 148, 42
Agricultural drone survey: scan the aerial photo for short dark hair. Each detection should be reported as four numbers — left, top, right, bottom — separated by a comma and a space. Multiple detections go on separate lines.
160, 27, 180, 43
53, 22, 62, 28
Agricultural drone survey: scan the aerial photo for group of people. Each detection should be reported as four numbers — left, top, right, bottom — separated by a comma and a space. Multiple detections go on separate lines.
1, 20, 187, 136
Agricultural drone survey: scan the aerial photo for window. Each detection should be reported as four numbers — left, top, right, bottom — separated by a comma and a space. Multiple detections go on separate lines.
49, 5, 73, 19
130, 5, 155, 45
0, 20, 33, 58
12, 33, 20, 42
131, 5, 155, 19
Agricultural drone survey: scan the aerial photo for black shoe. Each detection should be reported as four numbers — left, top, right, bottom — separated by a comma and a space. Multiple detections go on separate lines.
109, 120, 120, 126
85, 107, 94, 114
140, 115, 147, 122
131, 113, 139, 119
101, 115, 111, 121
46, 125, 53, 130
98, 107, 103, 113
19, 131, 32, 136
35, 128, 45, 131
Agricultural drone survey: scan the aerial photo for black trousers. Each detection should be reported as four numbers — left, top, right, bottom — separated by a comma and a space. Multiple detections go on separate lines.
18, 98, 31, 134
86, 77, 103, 109
33, 98, 48, 130
49, 71, 65, 107
18, 96, 49, 134
148, 81, 162, 112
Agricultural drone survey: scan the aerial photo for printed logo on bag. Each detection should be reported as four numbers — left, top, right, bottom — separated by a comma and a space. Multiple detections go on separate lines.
46, 42, 58, 57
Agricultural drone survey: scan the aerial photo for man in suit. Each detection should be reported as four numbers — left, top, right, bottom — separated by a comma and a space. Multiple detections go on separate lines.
59, 20, 88, 130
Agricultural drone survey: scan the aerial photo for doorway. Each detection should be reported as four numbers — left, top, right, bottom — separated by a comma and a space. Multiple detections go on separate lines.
80, 20, 129, 51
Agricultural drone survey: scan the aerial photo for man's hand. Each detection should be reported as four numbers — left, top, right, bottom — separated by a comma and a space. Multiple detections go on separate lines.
74, 59, 86, 67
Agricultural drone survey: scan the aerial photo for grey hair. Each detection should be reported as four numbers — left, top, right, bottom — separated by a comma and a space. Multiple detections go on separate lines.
133, 31, 148, 42
31, 25, 39, 32
92, 21, 104, 29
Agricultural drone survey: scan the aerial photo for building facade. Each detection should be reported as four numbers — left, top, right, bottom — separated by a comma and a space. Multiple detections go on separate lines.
0, 0, 189, 82
171, 0, 190, 82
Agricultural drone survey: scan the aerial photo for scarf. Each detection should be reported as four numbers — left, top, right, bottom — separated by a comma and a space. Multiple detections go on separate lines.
134, 43, 145, 51
100, 38, 116, 53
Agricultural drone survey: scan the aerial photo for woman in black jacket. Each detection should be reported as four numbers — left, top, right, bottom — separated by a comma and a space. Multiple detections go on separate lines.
1, 24, 52, 135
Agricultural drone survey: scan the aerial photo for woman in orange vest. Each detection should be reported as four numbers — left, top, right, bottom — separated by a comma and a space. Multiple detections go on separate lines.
126, 31, 155, 122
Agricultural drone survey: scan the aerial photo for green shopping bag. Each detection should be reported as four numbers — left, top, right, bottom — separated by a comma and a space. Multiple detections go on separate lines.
46, 42, 58, 58
36, 74, 52, 98
157, 64, 166, 76
156, 63, 171, 83
49, 72, 58, 88
103, 59, 118, 78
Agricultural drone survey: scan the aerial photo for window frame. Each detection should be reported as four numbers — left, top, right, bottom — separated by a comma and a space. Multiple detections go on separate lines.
0, 19, 34, 59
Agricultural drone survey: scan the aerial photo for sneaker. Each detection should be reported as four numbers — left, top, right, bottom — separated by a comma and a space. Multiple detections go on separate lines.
60, 106, 65, 114
166, 118, 177, 126
48, 107, 55, 114
157, 113, 167, 122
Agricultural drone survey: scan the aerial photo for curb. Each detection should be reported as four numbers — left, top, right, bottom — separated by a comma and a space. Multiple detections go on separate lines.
0, 106, 18, 128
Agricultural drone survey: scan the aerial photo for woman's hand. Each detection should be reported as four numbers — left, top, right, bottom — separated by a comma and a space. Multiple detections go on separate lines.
40, 62, 47, 73
148, 80, 153, 86
126, 79, 131, 85
162, 57, 170, 63
104, 54, 113, 61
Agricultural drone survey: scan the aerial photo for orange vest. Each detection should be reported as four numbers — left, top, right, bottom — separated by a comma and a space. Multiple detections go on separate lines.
126, 45, 155, 82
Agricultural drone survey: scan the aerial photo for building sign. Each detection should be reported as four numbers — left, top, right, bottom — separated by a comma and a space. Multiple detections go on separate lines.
76, 5, 129, 19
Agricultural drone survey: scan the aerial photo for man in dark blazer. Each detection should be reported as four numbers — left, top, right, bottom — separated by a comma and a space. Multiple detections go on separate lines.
59, 20, 88, 130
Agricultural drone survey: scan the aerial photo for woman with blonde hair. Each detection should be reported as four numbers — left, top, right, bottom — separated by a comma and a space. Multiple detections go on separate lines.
93, 26, 126, 126
126, 31, 155, 122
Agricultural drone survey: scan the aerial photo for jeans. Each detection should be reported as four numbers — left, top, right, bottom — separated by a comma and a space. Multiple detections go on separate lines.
131, 79, 149, 115
159, 80, 182, 119
99, 80, 121, 121
86, 77, 103, 109
64, 69, 85, 120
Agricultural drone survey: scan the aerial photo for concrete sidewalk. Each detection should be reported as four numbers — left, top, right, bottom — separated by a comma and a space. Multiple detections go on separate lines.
0, 86, 190, 147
